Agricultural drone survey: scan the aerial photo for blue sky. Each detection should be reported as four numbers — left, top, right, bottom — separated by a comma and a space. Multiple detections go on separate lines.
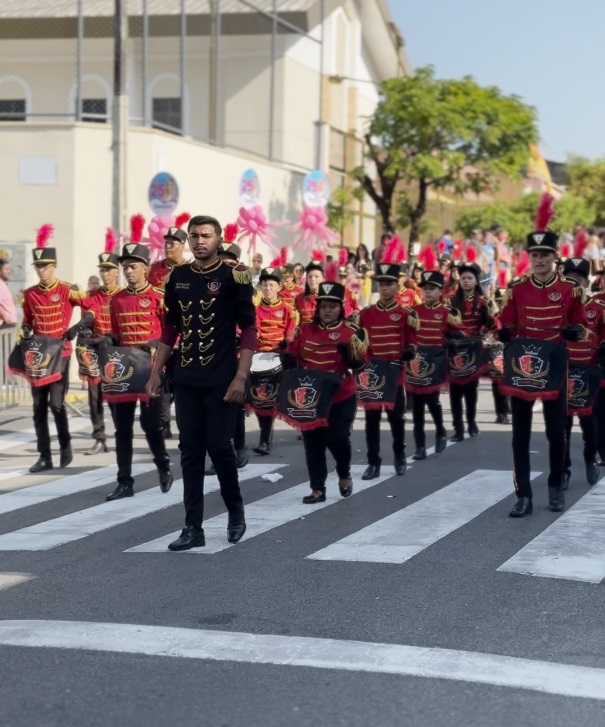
391, 1, 605, 162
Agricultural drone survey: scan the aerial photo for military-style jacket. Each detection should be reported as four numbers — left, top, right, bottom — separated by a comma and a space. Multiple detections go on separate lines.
109, 283, 164, 346
279, 282, 304, 309
148, 258, 184, 290
82, 286, 122, 336
412, 302, 466, 347
163, 259, 257, 387
453, 293, 497, 337
22, 280, 84, 356
294, 292, 317, 325
255, 298, 297, 352
396, 287, 422, 308
566, 295, 605, 365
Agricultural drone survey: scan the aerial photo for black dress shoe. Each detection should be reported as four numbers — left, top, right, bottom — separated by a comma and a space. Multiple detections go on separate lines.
561, 471, 570, 491
468, 423, 479, 438
59, 446, 73, 468
412, 447, 426, 461
586, 461, 600, 486
394, 456, 407, 476
361, 464, 381, 480
159, 467, 173, 493
302, 490, 326, 504
548, 487, 565, 512
253, 441, 271, 456
106, 483, 134, 501
449, 432, 464, 443
236, 449, 249, 469
509, 497, 533, 518
162, 425, 173, 440
29, 457, 53, 474
84, 441, 108, 456
168, 526, 206, 551
227, 519, 247, 544
435, 435, 447, 453
338, 480, 353, 497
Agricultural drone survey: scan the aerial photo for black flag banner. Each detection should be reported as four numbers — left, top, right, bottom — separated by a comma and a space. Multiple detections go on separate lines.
405, 346, 446, 395
275, 368, 342, 431
99, 345, 151, 404
500, 338, 567, 401
75, 335, 106, 384
567, 364, 600, 417
355, 358, 401, 410
485, 343, 504, 380
8, 335, 64, 387
447, 337, 487, 385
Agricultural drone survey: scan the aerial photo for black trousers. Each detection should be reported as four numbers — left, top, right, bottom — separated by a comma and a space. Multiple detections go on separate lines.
595, 389, 605, 460
511, 387, 566, 497
159, 391, 172, 428
32, 357, 71, 460
492, 381, 511, 417
174, 384, 244, 527
256, 414, 274, 445
564, 414, 597, 474
412, 391, 445, 449
112, 398, 170, 487
364, 386, 405, 465
449, 379, 479, 433
302, 395, 357, 492
234, 404, 246, 451
88, 381, 106, 443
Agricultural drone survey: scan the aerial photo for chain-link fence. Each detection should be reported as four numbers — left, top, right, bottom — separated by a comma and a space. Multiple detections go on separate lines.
0, 0, 324, 171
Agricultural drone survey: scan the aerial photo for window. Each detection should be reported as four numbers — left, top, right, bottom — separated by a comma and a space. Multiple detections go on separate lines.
81, 98, 107, 123
152, 98, 182, 133
0, 99, 26, 121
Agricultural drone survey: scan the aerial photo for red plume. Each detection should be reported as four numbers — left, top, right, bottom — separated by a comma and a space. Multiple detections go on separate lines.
497, 269, 508, 289
224, 223, 239, 243
418, 244, 437, 271
175, 212, 191, 229
381, 235, 407, 264
535, 192, 555, 231
280, 246, 288, 266
324, 260, 339, 282
516, 250, 530, 277
269, 256, 281, 267
465, 245, 477, 263
36, 224, 54, 249
560, 239, 573, 257
311, 249, 325, 262
338, 247, 348, 266
437, 239, 447, 255
104, 228, 117, 254
452, 239, 463, 260
130, 214, 145, 243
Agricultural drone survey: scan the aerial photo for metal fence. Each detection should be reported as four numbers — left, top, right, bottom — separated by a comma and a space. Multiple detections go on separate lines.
0, 327, 31, 411
0, 0, 324, 171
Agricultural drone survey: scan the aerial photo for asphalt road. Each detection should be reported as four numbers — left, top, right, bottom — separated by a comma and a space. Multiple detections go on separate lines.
0, 384, 604, 727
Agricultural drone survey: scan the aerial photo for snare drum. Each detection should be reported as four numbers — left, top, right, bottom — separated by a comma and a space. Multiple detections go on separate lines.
246, 352, 283, 416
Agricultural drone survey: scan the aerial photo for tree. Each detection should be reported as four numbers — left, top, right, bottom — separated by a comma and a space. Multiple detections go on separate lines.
565, 156, 605, 226
354, 66, 538, 249
326, 185, 364, 234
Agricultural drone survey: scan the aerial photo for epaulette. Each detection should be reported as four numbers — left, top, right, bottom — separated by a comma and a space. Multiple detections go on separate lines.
68, 283, 85, 300
511, 276, 526, 286
152, 286, 164, 296
447, 307, 462, 326
232, 263, 252, 285
252, 288, 262, 306
405, 308, 420, 330
347, 323, 369, 356
345, 320, 360, 331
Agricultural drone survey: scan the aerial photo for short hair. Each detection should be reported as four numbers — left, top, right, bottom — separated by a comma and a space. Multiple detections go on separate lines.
253, 253, 263, 262
0, 259, 8, 271
188, 215, 222, 237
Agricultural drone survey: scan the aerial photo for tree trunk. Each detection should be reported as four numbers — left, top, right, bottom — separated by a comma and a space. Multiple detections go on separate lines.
408, 179, 429, 254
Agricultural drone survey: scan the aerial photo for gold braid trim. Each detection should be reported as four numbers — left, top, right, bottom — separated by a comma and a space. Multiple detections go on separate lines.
252, 288, 262, 306
232, 266, 253, 285
406, 311, 420, 330
572, 285, 583, 298
291, 308, 300, 327
578, 325, 589, 342
348, 327, 369, 357
447, 308, 462, 326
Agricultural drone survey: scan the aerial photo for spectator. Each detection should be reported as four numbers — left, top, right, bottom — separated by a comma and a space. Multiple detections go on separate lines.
354, 243, 371, 274
251, 253, 263, 287
293, 263, 305, 286
574, 223, 589, 258
585, 228, 601, 274
0, 259, 17, 326
87, 275, 101, 292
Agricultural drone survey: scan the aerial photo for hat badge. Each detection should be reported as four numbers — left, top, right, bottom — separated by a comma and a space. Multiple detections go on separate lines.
101, 253, 109, 262
423, 272, 431, 280
126, 244, 136, 254
380, 265, 389, 274
572, 258, 581, 265
323, 283, 333, 294
267, 267, 274, 274
532, 233, 545, 244
34, 250, 43, 260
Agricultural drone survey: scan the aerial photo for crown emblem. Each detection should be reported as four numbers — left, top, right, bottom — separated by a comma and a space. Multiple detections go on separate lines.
34, 250, 43, 259
108, 351, 124, 363
323, 283, 333, 294
532, 233, 545, 244
126, 244, 136, 253
522, 343, 540, 355
298, 375, 315, 386
380, 265, 389, 274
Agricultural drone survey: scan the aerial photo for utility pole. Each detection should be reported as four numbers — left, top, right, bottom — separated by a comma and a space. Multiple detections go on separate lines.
112, 0, 128, 236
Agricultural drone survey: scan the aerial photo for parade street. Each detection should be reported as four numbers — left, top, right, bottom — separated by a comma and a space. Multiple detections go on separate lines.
0, 385, 604, 727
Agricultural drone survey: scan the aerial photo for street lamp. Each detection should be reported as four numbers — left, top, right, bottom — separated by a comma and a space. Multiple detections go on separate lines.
328, 75, 381, 86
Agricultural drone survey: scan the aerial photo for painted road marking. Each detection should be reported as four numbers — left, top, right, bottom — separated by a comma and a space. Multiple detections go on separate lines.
0, 418, 91, 453
308, 470, 540, 564
0, 620, 604, 701
0, 464, 286, 550
126, 464, 395, 554
498, 478, 605, 583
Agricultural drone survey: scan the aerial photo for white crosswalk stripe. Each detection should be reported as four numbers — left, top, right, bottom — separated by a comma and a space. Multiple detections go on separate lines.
498, 478, 605, 583
0, 463, 286, 551
308, 470, 541, 564
0, 417, 91, 453
126, 464, 396, 554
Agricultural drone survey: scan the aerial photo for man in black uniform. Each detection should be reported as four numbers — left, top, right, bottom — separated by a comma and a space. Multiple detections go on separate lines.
147, 215, 257, 550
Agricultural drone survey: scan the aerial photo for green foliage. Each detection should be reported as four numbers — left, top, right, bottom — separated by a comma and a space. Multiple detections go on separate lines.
354, 66, 538, 245
326, 185, 363, 233
456, 192, 595, 242
565, 156, 605, 226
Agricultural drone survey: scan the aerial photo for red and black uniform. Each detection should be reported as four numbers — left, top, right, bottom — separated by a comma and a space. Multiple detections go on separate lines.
148, 258, 183, 290
81, 284, 121, 446
343, 287, 359, 319
279, 282, 304, 310
359, 301, 418, 470
499, 272, 587, 501
396, 286, 421, 308
22, 280, 83, 464
286, 319, 368, 495
294, 292, 317, 325
587, 295, 605, 462
109, 282, 170, 490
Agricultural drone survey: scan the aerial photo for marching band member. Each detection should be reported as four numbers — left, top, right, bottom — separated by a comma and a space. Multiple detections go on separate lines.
359, 257, 418, 480
499, 219, 587, 517
105, 238, 172, 501
252, 266, 297, 455
396, 265, 422, 308
283, 279, 368, 504
80, 229, 122, 455
448, 262, 497, 441
22, 225, 86, 473
409, 271, 466, 460
294, 255, 324, 324
147, 215, 190, 289
278, 264, 304, 310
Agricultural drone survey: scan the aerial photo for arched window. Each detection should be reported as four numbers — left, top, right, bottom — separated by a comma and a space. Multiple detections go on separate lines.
0, 76, 32, 121
148, 74, 188, 134
69, 75, 111, 122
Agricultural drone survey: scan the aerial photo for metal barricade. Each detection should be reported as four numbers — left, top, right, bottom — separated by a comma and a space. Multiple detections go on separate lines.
0, 327, 31, 410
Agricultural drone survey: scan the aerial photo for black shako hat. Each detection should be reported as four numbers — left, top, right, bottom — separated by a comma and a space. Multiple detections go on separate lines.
458, 262, 481, 280
259, 266, 282, 283
374, 262, 401, 282
97, 252, 120, 269
118, 243, 150, 265
526, 231, 558, 253
418, 270, 445, 289
32, 247, 56, 266
316, 281, 345, 302
164, 227, 188, 244
563, 257, 590, 279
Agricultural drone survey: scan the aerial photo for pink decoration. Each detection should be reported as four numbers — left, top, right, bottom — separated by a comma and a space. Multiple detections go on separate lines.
292, 206, 339, 253
236, 205, 280, 255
